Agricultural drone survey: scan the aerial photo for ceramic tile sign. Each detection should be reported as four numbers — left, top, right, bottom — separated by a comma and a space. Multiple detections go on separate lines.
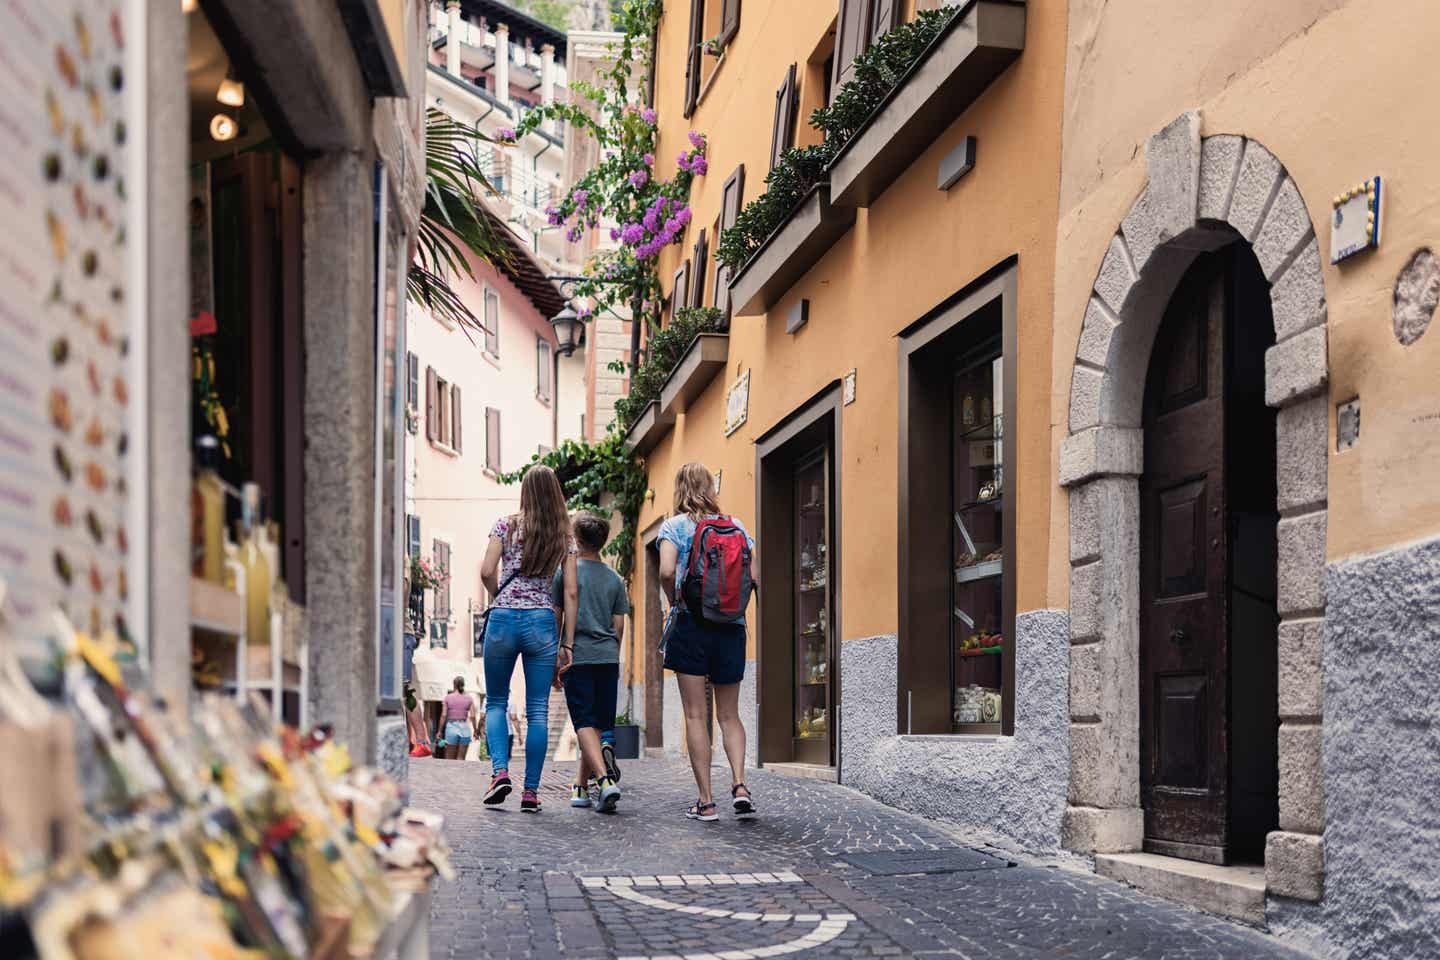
724, 369, 750, 437
1330, 176, 1381, 264
0, 1, 146, 663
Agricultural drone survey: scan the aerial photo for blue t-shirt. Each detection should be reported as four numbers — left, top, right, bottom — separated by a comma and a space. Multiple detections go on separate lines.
658, 514, 755, 625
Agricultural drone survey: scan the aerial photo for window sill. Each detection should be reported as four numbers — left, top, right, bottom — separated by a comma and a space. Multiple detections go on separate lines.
430, 440, 460, 458
727, 183, 856, 318
826, 0, 1026, 208
482, 350, 501, 369
897, 732, 1011, 744
434, 312, 459, 332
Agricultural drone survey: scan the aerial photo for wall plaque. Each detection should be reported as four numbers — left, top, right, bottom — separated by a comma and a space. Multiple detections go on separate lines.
1330, 176, 1381, 264
724, 369, 750, 437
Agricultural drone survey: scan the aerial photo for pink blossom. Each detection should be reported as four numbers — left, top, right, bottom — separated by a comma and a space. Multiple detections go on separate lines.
643, 152, 655, 167
620, 222, 646, 245
689, 130, 706, 149
628, 169, 649, 188
689, 155, 708, 176
495, 127, 516, 142
642, 108, 657, 124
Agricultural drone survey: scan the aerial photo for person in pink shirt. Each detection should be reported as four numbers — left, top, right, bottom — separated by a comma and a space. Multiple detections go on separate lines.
440, 676, 478, 760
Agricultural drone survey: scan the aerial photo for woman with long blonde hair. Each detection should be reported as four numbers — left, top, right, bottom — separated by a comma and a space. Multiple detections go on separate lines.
479, 465, 578, 812
658, 462, 758, 822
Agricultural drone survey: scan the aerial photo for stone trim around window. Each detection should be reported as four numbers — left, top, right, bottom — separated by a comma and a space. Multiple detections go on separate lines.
1058, 113, 1329, 903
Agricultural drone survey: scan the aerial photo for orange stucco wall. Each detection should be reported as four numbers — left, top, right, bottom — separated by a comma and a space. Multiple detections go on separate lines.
636, 0, 1068, 656
1047, 0, 1440, 605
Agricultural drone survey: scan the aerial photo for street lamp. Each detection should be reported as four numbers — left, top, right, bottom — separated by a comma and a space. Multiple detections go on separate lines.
549, 304, 581, 358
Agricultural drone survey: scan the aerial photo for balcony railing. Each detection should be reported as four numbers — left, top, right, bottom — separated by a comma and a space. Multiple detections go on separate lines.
475, 147, 557, 216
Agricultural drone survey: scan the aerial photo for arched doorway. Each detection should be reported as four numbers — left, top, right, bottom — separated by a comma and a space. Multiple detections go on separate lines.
1138, 243, 1278, 864
1060, 114, 1329, 903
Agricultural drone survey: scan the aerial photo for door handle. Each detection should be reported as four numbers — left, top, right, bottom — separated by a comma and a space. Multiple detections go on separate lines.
1169, 628, 1189, 646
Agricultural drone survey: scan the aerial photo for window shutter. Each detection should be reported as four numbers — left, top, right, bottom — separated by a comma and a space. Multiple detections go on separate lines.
484, 289, 500, 355
769, 63, 798, 173
831, 0, 872, 100
715, 164, 746, 323
691, 230, 708, 309
720, 0, 741, 45
682, 0, 704, 118
406, 352, 419, 406
870, 0, 898, 44
451, 385, 462, 453
425, 366, 437, 440
672, 260, 691, 320
537, 337, 552, 402
486, 406, 501, 471
407, 515, 420, 558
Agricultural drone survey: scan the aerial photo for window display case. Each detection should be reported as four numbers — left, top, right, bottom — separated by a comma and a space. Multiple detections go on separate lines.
952, 347, 1005, 732
793, 447, 832, 764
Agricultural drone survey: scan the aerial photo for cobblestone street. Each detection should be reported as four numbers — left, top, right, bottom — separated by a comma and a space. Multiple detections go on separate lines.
410, 759, 1312, 959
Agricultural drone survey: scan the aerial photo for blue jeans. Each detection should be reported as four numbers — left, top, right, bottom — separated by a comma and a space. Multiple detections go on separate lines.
483, 607, 558, 790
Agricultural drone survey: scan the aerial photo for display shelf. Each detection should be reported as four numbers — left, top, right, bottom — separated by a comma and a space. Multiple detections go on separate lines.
959, 645, 1003, 657
955, 559, 1003, 584
190, 576, 244, 636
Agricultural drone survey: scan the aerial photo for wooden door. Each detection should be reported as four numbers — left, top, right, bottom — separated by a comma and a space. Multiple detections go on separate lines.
1140, 253, 1230, 863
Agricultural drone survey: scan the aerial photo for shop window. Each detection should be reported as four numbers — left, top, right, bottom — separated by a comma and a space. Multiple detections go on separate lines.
486, 406, 502, 472
433, 539, 452, 619
484, 288, 500, 357
899, 265, 1016, 735
537, 337, 553, 402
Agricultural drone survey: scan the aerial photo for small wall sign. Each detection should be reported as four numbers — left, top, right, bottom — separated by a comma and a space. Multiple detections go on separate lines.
725, 369, 750, 436
1330, 176, 1381, 264
843, 369, 857, 406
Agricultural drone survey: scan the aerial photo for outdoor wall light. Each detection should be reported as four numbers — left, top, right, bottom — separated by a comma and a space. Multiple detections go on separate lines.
216, 73, 245, 108
181, 0, 198, 12
209, 113, 238, 142
549, 305, 581, 358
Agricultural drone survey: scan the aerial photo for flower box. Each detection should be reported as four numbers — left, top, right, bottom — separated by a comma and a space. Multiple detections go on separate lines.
660, 333, 729, 415
622, 399, 675, 457
728, 184, 857, 318
827, 0, 1026, 209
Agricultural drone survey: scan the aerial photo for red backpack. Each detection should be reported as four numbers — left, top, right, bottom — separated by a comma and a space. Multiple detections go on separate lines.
680, 516, 754, 626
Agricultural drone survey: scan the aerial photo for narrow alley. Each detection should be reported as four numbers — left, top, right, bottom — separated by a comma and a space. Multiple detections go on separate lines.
412, 760, 1312, 960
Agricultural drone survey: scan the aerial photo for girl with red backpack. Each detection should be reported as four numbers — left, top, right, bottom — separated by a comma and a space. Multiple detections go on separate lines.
658, 462, 758, 823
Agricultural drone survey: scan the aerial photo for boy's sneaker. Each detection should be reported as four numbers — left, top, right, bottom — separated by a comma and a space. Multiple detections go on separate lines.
602, 742, 621, 783
520, 789, 542, 813
595, 776, 621, 813
569, 784, 593, 808
483, 773, 512, 806
731, 784, 757, 820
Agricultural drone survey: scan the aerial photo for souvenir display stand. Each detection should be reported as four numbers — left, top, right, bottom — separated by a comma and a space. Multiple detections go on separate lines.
0, 596, 450, 960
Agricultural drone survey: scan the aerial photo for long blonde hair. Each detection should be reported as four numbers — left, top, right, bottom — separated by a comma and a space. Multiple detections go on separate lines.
511, 465, 570, 576
672, 462, 721, 520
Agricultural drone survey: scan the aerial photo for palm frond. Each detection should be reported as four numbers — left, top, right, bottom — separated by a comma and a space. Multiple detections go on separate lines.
409, 108, 518, 333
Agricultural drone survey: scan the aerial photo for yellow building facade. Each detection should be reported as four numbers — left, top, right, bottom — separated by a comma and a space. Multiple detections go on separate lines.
627, 1, 1440, 953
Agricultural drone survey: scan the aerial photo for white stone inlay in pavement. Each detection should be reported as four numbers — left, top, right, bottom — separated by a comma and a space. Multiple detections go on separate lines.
593, 871, 853, 960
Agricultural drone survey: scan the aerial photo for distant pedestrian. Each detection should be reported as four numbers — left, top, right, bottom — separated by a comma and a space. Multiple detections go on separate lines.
480, 465, 578, 812
659, 462, 758, 822
440, 676, 478, 760
551, 512, 630, 812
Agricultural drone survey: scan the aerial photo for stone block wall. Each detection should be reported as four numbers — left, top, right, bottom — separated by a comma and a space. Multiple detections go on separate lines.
838, 610, 1071, 854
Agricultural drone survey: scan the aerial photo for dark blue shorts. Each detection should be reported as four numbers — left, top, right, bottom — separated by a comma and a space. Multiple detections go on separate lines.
663, 612, 746, 685
564, 663, 619, 731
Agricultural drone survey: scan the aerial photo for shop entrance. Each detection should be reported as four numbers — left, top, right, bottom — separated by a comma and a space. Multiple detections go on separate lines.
1139, 244, 1279, 864
756, 387, 842, 770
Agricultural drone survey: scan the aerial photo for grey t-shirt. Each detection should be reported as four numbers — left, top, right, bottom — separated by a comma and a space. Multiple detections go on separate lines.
551, 558, 631, 665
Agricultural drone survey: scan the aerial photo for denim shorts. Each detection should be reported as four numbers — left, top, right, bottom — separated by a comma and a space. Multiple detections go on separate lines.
443, 719, 472, 745
564, 663, 619, 731
662, 611, 746, 684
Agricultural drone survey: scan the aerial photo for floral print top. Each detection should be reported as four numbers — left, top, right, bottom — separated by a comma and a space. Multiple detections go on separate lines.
489, 515, 577, 609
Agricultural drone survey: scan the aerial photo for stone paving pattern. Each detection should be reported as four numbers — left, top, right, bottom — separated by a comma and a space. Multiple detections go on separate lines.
411, 759, 1314, 959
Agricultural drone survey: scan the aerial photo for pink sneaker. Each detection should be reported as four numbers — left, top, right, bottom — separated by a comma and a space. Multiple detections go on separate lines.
520, 789, 541, 813
483, 772, 512, 806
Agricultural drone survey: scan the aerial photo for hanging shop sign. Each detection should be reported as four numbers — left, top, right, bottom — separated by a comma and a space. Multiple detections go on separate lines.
725, 368, 750, 437
0, 0, 147, 671
1331, 175, 1381, 263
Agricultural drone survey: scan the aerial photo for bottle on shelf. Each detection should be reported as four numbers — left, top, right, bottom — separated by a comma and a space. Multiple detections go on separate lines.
193, 435, 226, 583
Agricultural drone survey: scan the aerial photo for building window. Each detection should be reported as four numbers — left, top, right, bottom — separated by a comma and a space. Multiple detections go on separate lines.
899, 267, 1016, 735
406, 351, 419, 408
486, 406, 501, 472
684, 0, 740, 115
431, 371, 452, 446
484, 288, 500, 357
406, 514, 421, 558
433, 538, 452, 619
537, 336, 553, 403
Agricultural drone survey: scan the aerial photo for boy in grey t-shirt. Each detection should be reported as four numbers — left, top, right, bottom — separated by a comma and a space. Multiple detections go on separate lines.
551, 512, 631, 811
